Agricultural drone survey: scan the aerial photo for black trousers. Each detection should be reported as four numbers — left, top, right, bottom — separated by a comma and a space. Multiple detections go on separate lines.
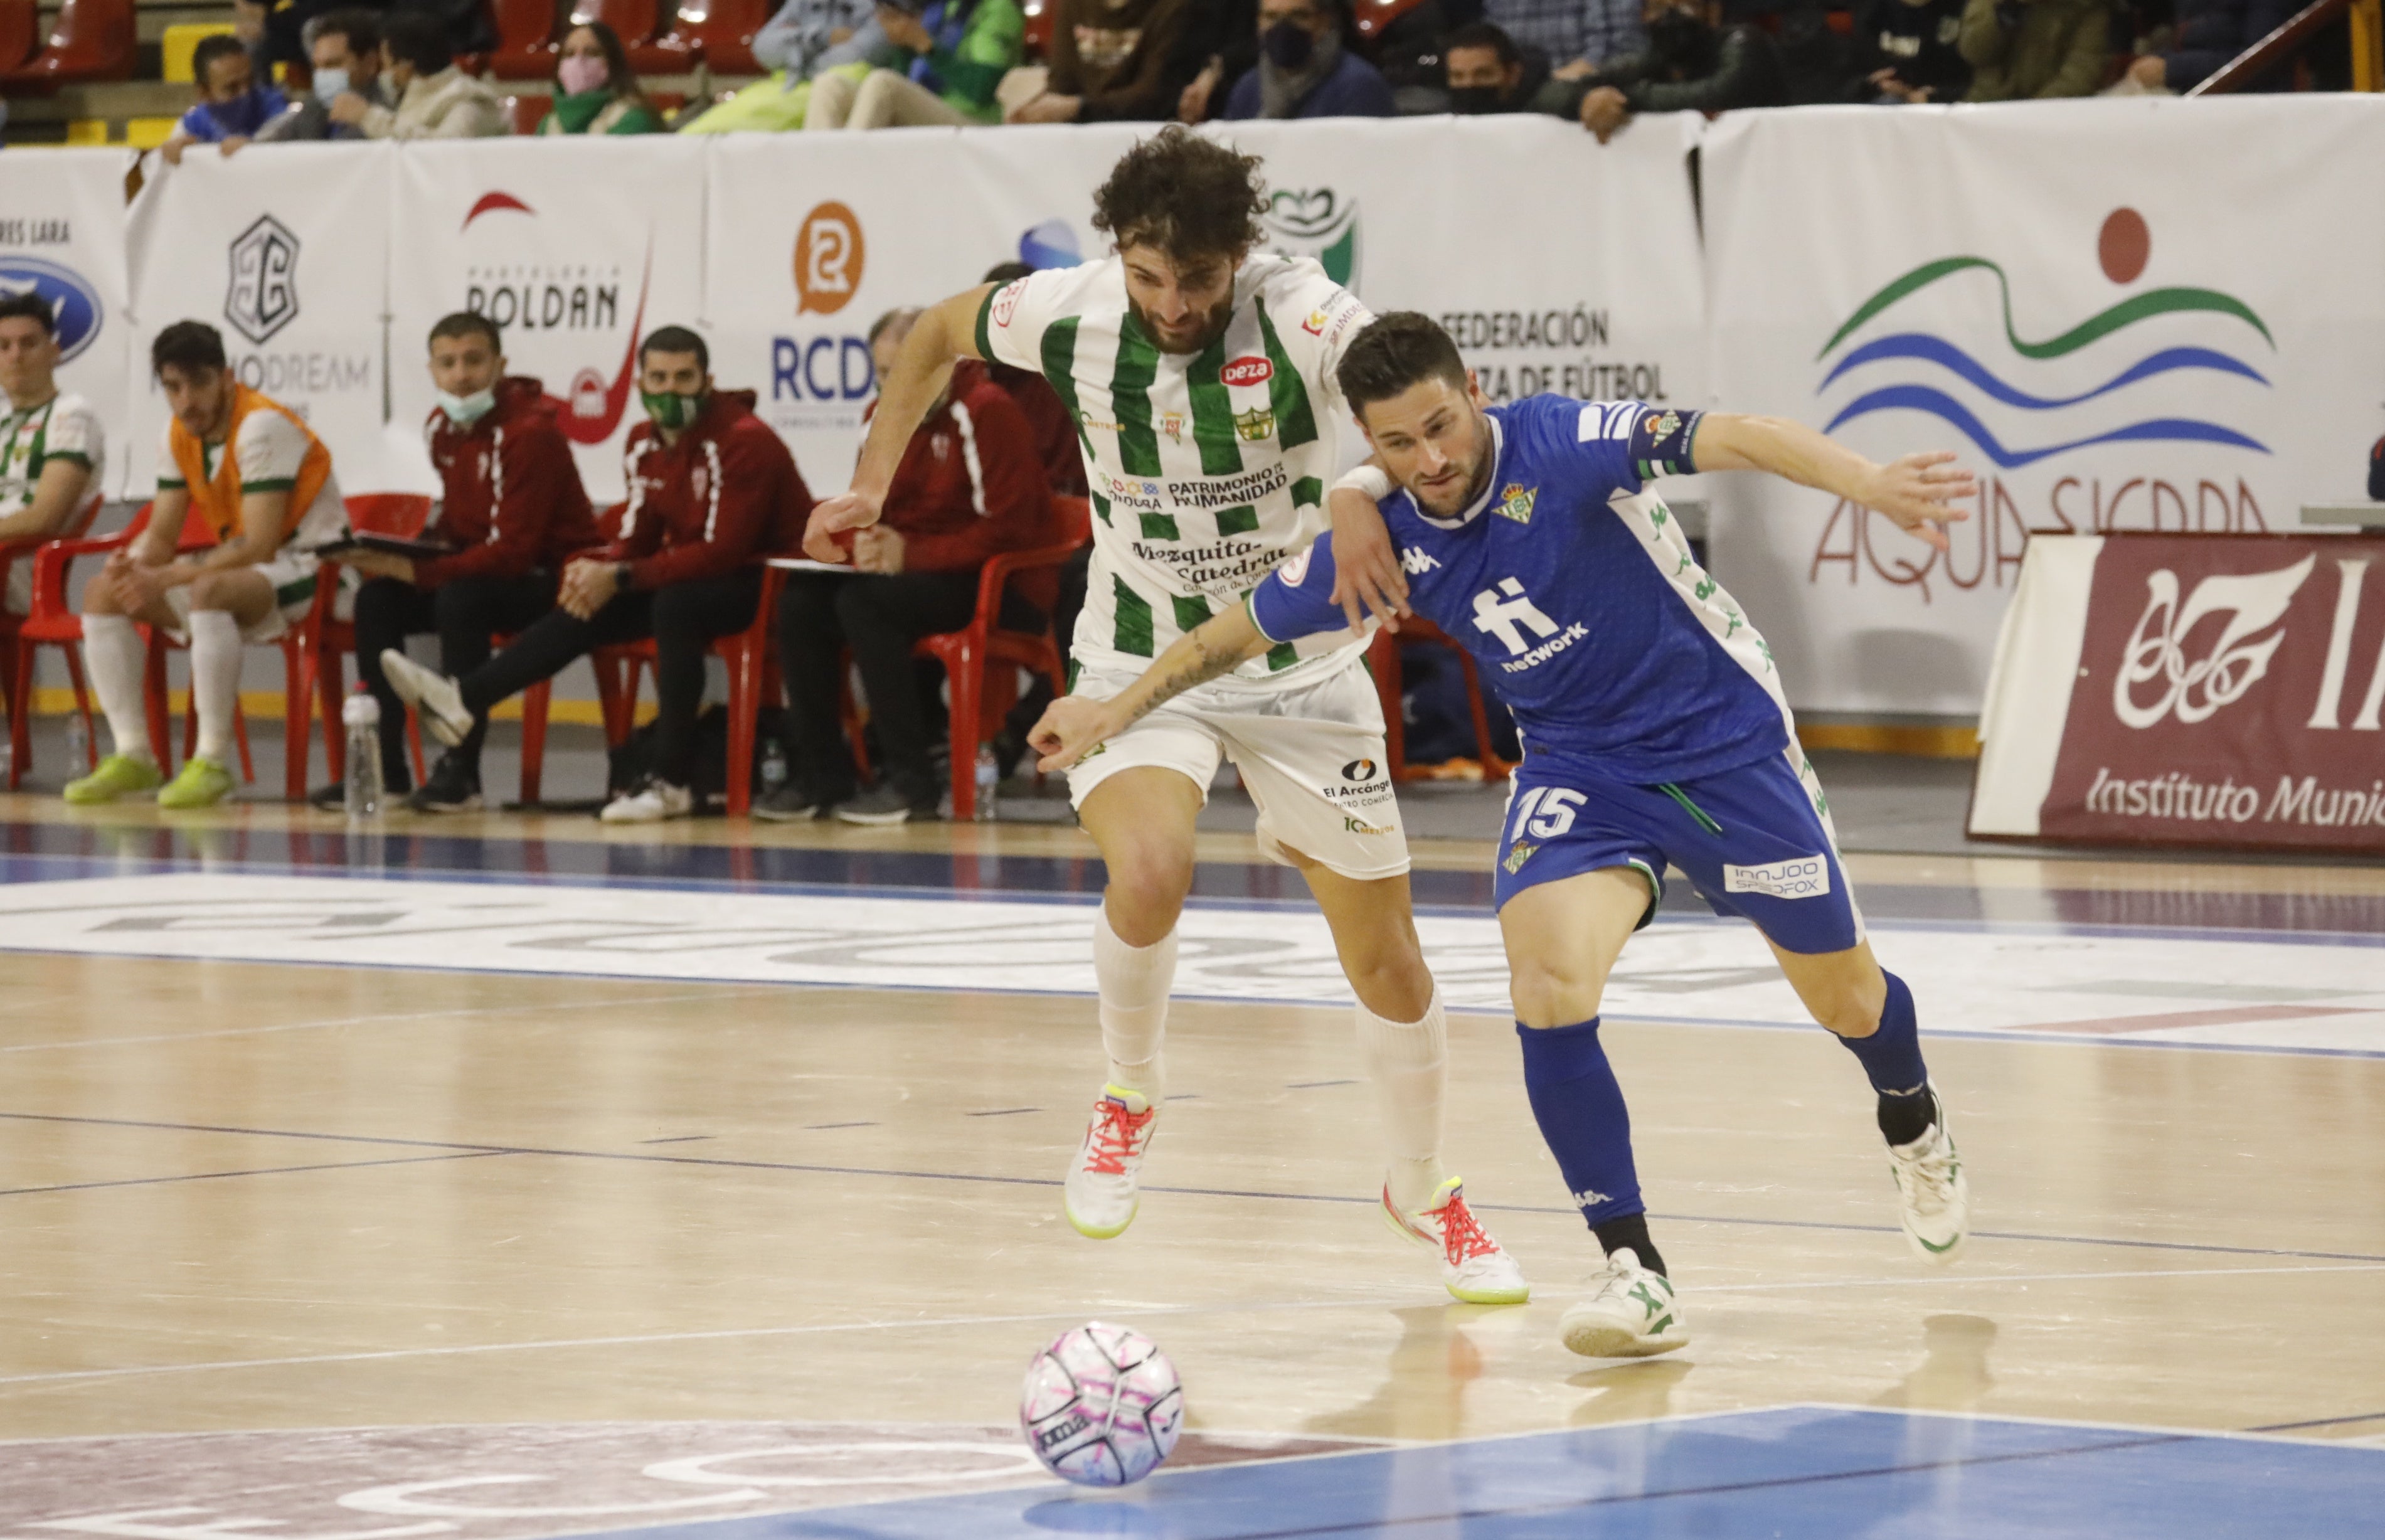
1003, 542, 1091, 743
460, 566, 763, 789
777, 569, 985, 797
353, 571, 558, 789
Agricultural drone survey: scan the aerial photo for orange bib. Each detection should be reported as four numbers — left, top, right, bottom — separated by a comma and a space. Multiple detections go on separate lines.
169, 382, 332, 547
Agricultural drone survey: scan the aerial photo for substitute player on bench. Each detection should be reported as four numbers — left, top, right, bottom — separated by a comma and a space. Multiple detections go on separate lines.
1030, 312, 1974, 1357
806, 131, 1527, 1305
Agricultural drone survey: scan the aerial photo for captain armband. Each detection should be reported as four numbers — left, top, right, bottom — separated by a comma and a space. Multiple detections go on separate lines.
1627, 407, 1704, 480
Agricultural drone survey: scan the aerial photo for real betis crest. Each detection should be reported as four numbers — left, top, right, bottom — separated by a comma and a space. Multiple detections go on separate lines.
1496, 483, 1538, 524
1234, 405, 1276, 442
1502, 841, 1538, 874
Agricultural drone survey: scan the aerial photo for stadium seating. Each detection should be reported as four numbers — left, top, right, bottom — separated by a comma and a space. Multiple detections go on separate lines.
0, 0, 41, 75
672, 0, 772, 75
0, 0, 136, 85
570, 0, 695, 75
1368, 620, 1513, 783
488, 0, 562, 81
0, 492, 107, 789
1352, 0, 1432, 41
504, 93, 551, 133
160, 20, 233, 83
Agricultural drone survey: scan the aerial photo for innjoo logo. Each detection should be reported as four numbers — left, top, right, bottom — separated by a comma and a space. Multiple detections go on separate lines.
2113, 555, 2312, 728
795, 203, 865, 317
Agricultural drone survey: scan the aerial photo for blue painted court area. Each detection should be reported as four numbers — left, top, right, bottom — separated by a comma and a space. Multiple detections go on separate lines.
583, 1407, 2384, 1539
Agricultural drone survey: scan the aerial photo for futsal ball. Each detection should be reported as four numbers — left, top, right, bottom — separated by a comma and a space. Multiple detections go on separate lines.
1019, 1321, 1185, 1487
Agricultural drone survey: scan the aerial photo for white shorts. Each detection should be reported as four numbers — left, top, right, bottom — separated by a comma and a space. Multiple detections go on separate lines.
161, 547, 323, 644
1065, 658, 1410, 882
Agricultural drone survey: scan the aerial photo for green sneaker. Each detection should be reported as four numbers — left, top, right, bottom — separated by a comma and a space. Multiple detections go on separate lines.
156, 755, 236, 810
63, 752, 164, 805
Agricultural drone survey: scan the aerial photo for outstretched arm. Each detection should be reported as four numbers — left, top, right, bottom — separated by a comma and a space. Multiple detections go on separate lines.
1691, 413, 1975, 552
802, 283, 990, 560
1030, 603, 1273, 771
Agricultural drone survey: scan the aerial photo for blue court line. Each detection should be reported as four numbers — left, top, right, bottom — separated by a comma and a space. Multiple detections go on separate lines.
0, 1149, 511, 1199
539, 1405, 2385, 1539
4, 1110, 2377, 1266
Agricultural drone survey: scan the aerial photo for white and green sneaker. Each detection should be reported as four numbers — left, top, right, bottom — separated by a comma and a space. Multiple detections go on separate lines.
1889, 1089, 1968, 1262
156, 755, 235, 809
1560, 1248, 1690, 1358
63, 752, 163, 805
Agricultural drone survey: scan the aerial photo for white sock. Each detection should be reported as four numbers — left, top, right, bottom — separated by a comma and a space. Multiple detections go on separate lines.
81, 613, 152, 762
1359, 987, 1450, 1212
188, 610, 243, 765
1095, 905, 1176, 1105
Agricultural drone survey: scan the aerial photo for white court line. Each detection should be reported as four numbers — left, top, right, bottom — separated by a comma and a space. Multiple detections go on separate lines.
3, 1263, 2376, 1392
0, 989, 786, 1055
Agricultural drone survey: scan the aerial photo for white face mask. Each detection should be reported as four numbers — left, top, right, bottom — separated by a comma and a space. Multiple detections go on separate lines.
312, 65, 349, 100
437, 386, 496, 426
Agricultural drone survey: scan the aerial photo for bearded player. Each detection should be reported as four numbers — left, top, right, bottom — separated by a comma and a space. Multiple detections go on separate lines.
1030, 313, 1974, 1358
804, 131, 1526, 1305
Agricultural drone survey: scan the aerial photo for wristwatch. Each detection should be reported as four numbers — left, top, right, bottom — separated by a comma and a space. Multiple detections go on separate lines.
615, 561, 634, 590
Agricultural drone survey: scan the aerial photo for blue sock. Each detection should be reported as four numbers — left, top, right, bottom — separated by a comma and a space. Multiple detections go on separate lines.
1517, 1017, 1644, 1231
1836, 970, 1929, 1095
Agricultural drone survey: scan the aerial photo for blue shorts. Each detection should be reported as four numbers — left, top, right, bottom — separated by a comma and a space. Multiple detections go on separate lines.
1491, 746, 1865, 956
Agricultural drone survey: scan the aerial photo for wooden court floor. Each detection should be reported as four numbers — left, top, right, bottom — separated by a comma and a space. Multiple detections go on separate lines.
0, 802, 2381, 1524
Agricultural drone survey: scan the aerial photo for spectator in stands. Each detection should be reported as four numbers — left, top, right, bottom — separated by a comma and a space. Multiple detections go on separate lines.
682, 0, 886, 132
382, 327, 812, 826
0, 293, 104, 619
161, 35, 289, 165
256, 10, 390, 142
1442, 20, 1559, 112
539, 22, 666, 134
1485, 0, 1647, 77
1008, 0, 1198, 122
240, 0, 493, 78
758, 307, 1053, 827
66, 323, 349, 811
2121, 0, 2297, 91
1171, 0, 1255, 120
1847, 0, 1971, 99
805, 0, 1025, 129
316, 313, 600, 814
349, 9, 505, 138
1959, 0, 2108, 98
1223, 0, 1397, 118
1566, 0, 1785, 141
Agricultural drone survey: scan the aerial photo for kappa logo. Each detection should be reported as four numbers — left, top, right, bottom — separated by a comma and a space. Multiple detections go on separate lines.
2113, 555, 2312, 729
1222, 356, 1273, 388
1496, 483, 1537, 525
1400, 547, 1440, 575
1472, 578, 1559, 656
795, 201, 866, 317
225, 215, 300, 346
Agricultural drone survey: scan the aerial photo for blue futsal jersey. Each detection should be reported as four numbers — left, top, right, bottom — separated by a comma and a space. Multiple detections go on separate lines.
1249, 395, 1795, 785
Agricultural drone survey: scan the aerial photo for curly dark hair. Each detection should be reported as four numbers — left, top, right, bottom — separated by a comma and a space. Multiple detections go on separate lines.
1091, 127, 1267, 266
1336, 313, 1469, 417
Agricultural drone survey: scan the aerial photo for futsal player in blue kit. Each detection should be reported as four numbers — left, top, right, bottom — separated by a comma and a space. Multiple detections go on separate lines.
1030, 313, 1977, 1359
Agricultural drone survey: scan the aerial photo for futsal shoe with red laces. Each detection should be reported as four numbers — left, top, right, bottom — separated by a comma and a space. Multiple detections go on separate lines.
1382, 1177, 1530, 1305
1560, 1248, 1689, 1358
1063, 1086, 1157, 1240
1888, 1087, 1968, 1262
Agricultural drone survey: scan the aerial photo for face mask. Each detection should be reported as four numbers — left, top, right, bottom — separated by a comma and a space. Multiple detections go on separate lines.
556, 55, 609, 95
312, 65, 349, 100
438, 386, 496, 427
1447, 84, 1502, 114
1648, 9, 1709, 55
1262, 19, 1316, 70
641, 389, 705, 430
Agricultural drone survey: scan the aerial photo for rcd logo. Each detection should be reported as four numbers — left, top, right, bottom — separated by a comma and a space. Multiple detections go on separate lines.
795, 202, 865, 317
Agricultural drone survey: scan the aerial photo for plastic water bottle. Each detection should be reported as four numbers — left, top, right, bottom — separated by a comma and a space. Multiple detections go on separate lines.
760, 736, 788, 792
343, 686, 383, 817
64, 711, 87, 771
973, 744, 999, 822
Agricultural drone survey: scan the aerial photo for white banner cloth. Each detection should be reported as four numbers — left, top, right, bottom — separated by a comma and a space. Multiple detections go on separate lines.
0, 148, 137, 496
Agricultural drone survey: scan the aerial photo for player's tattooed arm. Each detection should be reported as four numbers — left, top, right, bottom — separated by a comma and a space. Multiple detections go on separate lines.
1690, 413, 1976, 553
1029, 608, 1271, 772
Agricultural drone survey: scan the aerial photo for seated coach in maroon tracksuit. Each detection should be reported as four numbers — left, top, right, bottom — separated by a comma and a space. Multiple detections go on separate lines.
380, 324, 813, 825
759, 308, 1056, 828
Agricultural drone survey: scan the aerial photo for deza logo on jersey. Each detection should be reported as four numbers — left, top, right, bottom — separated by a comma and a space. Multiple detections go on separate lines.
773, 201, 878, 422
457, 192, 650, 445
0, 255, 103, 363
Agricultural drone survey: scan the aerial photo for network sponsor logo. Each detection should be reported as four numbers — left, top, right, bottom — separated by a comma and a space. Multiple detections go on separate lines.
1814, 208, 2272, 471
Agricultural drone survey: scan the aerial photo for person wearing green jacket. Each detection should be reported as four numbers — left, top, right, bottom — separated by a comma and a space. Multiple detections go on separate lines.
1958, 0, 2108, 99
805, 0, 1024, 128
539, 22, 666, 134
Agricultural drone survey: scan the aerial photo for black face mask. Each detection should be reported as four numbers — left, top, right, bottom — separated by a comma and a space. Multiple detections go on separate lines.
1263, 19, 1317, 69
1448, 84, 1502, 114
1648, 9, 1710, 56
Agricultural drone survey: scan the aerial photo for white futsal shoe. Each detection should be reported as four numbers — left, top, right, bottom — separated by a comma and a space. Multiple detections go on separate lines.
1382, 1177, 1530, 1305
1063, 1086, 1158, 1240
1560, 1248, 1690, 1358
1888, 1088, 1969, 1262
379, 650, 474, 747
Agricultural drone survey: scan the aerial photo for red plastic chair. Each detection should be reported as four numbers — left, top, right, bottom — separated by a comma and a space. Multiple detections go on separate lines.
1021, 0, 1053, 60
503, 93, 552, 133
570, 0, 693, 73
1352, 0, 1432, 41
666, 0, 771, 75
1368, 619, 1513, 784
0, 0, 134, 85
314, 494, 433, 790
489, 0, 563, 80
0, 0, 41, 72
1, 491, 107, 788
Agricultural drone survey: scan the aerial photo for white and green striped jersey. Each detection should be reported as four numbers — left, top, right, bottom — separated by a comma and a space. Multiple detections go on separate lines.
976, 253, 1373, 689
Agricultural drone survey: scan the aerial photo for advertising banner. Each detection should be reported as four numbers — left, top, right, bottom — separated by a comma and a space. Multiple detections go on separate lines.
1970, 533, 2385, 852
0, 149, 137, 496
1701, 99, 2385, 716
124, 142, 397, 497
388, 138, 708, 504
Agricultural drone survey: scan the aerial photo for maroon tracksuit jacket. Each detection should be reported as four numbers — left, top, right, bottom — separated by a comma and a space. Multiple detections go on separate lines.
416, 376, 601, 587
597, 390, 814, 587
875, 361, 1056, 571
